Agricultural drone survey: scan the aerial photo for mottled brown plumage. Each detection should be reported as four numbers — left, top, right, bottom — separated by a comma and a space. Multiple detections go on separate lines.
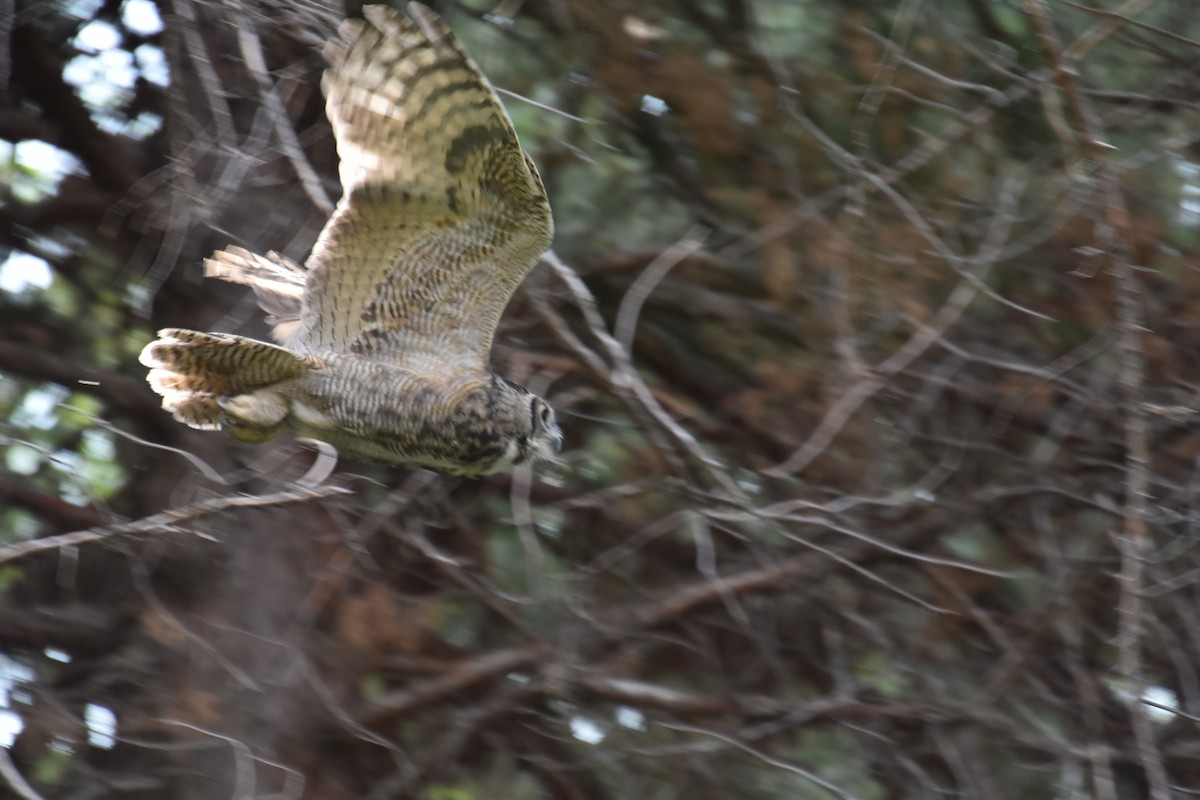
140, 3, 560, 476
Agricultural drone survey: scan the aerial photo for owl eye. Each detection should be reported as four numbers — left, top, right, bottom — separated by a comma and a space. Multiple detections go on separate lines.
531, 400, 552, 432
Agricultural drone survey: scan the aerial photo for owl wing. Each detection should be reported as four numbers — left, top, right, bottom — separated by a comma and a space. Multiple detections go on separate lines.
299, 3, 553, 374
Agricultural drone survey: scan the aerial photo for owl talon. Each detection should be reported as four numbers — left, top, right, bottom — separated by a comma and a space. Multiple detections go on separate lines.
218, 391, 289, 444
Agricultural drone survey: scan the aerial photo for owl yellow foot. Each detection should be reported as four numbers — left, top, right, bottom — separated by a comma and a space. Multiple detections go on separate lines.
218, 391, 289, 444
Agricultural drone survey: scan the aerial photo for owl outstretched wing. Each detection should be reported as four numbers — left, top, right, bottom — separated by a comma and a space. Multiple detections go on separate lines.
298, 3, 553, 372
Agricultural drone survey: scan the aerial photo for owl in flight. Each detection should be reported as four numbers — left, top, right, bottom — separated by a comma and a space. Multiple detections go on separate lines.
140, 3, 560, 476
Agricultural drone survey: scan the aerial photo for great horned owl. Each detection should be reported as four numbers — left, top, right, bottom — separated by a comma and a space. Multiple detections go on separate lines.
140, 3, 560, 477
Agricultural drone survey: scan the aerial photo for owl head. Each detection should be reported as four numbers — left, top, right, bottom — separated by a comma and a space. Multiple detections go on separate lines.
492, 377, 561, 471
525, 395, 562, 464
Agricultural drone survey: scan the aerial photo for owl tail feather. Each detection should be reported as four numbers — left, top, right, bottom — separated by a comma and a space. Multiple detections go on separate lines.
204, 246, 307, 345
139, 328, 320, 430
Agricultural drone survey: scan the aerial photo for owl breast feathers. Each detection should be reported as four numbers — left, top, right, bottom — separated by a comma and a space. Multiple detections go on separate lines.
139, 2, 561, 476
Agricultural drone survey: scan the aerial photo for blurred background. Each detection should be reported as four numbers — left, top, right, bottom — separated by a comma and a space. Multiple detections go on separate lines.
3, 0, 1200, 797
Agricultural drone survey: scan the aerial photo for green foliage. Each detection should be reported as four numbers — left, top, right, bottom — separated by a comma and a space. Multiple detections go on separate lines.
1, 142, 84, 204
31, 745, 71, 785
425, 786, 475, 800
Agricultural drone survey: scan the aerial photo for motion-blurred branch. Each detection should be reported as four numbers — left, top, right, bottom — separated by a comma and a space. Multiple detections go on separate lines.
1026, 1, 1169, 797
770, 174, 1024, 476
0, 484, 350, 566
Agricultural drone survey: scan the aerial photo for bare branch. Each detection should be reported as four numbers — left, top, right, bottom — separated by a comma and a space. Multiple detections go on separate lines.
0, 485, 350, 567
0, 748, 46, 800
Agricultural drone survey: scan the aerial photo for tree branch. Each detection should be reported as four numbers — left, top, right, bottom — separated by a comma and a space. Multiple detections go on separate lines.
0, 484, 351, 567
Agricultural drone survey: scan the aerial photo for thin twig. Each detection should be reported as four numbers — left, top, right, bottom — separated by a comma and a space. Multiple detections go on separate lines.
543, 251, 746, 499
614, 225, 710, 353
0, 748, 45, 800
0, 485, 351, 566
227, 0, 335, 215
1024, 2, 1170, 797
770, 174, 1024, 476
